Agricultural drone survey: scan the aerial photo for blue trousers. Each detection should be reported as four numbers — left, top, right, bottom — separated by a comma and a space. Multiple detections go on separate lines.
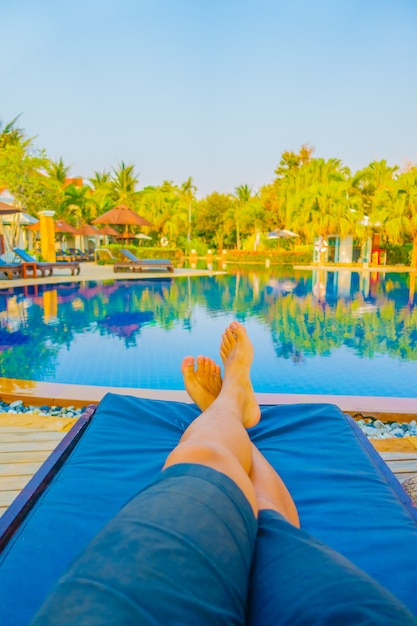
32, 463, 417, 625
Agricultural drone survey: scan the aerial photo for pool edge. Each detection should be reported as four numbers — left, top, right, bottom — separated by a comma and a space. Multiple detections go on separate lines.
1, 378, 417, 420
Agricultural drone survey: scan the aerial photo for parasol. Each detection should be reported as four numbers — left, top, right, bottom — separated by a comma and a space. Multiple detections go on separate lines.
27, 219, 77, 234
92, 204, 152, 238
267, 229, 299, 239
74, 224, 101, 236
92, 204, 152, 227
98, 225, 119, 237
0, 202, 21, 215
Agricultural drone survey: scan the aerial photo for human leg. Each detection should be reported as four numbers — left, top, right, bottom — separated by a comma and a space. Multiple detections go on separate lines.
182, 326, 299, 526
165, 321, 260, 514
32, 323, 260, 625
248, 509, 417, 625
182, 343, 417, 625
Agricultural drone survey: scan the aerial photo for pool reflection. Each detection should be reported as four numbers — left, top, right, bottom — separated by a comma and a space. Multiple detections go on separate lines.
0, 269, 416, 393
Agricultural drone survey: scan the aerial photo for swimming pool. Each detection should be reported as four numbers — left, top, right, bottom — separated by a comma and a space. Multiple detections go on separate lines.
1, 268, 417, 397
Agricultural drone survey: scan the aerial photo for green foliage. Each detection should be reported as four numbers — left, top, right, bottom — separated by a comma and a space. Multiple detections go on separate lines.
383, 244, 412, 265
3, 116, 417, 267
223, 248, 312, 265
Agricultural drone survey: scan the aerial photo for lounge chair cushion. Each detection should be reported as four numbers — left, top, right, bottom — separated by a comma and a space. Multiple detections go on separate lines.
0, 396, 416, 624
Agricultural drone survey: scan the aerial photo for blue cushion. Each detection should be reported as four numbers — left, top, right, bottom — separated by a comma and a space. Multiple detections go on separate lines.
0, 395, 416, 624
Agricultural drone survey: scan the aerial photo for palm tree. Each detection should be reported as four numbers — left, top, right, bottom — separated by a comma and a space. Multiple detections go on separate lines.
232, 184, 253, 250
0, 115, 30, 149
110, 162, 139, 208
180, 177, 197, 251
137, 182, 180, 243
59, 184, 95, 224
379, 169, 417, 267
350, 160, 398, 218
89, 170, 113, 215
47, 157, 71, 185
290, 158, 353, 263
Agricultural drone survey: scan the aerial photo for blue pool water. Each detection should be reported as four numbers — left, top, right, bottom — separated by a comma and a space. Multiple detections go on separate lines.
1, 268, 417, 397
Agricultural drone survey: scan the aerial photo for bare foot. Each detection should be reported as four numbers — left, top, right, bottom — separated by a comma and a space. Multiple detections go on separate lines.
182, 355, 222, 411
220, 321, 260, 428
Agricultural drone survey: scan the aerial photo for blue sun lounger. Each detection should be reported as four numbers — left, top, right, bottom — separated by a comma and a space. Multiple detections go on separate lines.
114, 249, 174, 273
0, 261, 24, 280
0, 396, 416, 624
13, 248, 81, 276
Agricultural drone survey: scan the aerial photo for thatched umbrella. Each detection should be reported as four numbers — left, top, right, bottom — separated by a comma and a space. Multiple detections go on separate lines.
27, 219, 77, 234
74, 224, 101, 237
98, 225, 119, 237
92, 204, 152, 237
0, 202, 21, 214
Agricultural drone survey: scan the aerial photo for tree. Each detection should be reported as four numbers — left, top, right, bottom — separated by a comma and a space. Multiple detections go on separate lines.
274, 143, 314, 178
0, 143, 59, 215
231, 184, 254, 250
137, 181, 181, 243
194, 192, 233, 249
59, 184, 96, 224
180, 177, 197, 251
0, 115, 30, 150
89, 170, 113, 215
350, 160, 398, 217
110, 162, 140, 208
379, 169, 417, 267
47, 157, 71, 185
288, 158, 353, 263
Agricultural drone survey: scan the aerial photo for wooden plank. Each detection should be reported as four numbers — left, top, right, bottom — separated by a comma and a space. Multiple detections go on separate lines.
396, 473, 417, 483
0, 450, 57, 463
0, 475, 33, 491
0, 427, 55, 434
0, 441, 64, 453
0, 491, 20, 507
0, 462, 45, 477
383, 461, 417, 474
380, 452, 417, 461
0, 432, 65, 443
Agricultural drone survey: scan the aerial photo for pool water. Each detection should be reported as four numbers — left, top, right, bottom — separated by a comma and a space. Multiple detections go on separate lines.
1, 268, 417, 397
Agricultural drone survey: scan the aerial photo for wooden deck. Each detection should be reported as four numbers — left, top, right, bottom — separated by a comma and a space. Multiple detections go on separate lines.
0, 427, 67, 518
380, 452, 417, 484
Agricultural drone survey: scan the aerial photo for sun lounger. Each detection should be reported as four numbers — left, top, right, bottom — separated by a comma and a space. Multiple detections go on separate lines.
65, 248, 93, 262
0, 263, 23, 280
13, 248, 81, 276
0, 398, 416, 624
114, 248, 174, 273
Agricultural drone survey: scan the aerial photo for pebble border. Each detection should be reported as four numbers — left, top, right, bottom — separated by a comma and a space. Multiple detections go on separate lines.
1, 399, 87, 420
2, 399, 417, 439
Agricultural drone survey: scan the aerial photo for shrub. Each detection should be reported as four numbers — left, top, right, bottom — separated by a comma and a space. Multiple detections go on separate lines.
222, 247, 312, 265
383, 244, 412, 265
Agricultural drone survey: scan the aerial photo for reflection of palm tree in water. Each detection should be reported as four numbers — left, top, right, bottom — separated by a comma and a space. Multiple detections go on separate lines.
271, 335, 304, 363
409, 273, 416, 307
312, 268, 326, 303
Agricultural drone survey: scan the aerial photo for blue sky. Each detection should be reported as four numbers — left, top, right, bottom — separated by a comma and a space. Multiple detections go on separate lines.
2, 0, 417, 197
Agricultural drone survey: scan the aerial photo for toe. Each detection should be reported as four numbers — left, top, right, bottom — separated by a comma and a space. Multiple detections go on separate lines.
181, 356, 195, 374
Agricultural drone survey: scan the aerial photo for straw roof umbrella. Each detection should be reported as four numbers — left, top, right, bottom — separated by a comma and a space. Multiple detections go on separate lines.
0, 202, 21, 214
26, 219, 77, 234
98, 225, 119, 237
92, 204, 152, 237
74, 224, 101, 237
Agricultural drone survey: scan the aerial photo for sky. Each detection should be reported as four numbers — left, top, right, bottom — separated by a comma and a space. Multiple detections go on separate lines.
2, 0, 417, 197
